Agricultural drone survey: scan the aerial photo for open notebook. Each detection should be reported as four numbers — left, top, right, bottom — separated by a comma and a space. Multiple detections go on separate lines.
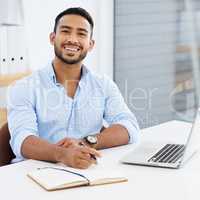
27, 166, 127, 191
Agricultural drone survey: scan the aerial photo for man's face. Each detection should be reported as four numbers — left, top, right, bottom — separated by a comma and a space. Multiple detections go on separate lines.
50, 14, 94, 65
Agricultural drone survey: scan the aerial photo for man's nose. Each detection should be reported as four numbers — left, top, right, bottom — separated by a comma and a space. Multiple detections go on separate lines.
67, 33, 78, 43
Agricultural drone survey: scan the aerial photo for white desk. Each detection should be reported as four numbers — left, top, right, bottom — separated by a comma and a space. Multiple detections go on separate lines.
0, 120, 200, 200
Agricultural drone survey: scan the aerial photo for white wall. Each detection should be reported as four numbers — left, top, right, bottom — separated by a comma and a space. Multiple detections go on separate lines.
22, 0, 113, 78
0, 0, 23, 25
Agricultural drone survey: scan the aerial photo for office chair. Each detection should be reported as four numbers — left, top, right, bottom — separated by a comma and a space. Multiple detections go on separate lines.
0, 123, 15, 166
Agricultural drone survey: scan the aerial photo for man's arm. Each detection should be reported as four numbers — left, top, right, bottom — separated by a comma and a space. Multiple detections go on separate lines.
57, 125, 129, 150
94, 124, 129, 149
21, 135, 100, 169
21, 135, 62, 162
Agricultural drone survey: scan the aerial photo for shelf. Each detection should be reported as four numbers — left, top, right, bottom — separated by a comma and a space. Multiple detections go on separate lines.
176, 45, 200, 53
0, 108, 7, 127
175, 70, 192, 82
0, 71, 31, 87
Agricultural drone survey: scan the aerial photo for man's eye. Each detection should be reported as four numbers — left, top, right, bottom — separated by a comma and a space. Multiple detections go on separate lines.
79, 33, 87, 36
61, 30, 70, 33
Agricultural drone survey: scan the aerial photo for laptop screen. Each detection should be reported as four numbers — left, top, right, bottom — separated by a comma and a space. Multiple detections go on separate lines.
170, 3, 200, 166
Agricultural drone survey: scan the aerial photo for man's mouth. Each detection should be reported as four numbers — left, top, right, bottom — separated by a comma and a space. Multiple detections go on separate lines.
63, 45, 81, 52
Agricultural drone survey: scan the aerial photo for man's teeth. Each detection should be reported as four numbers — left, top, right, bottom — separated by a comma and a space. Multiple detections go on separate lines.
64, 47, 79, 52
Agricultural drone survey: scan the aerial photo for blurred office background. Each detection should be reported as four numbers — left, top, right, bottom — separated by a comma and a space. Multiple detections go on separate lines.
0, 0, 200, 129
115, 0, 200, 128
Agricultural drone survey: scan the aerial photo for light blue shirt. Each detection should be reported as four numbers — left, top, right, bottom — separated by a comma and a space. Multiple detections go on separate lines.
7, 63, 140, 161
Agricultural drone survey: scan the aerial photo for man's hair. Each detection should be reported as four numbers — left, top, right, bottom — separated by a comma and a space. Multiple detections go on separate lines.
53, 7, 94, 37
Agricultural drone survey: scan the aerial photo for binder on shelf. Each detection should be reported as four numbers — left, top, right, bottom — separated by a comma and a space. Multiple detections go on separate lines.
0, 26, 8, 74
7, 26, 29, 74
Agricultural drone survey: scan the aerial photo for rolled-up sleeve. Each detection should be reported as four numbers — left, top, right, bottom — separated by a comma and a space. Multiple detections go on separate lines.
103, 77, 140, 143
7, 78, 38, 159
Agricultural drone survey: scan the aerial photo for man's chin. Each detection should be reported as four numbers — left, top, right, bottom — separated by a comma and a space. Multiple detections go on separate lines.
59, 55, 79, 64
62, 58, 81, 65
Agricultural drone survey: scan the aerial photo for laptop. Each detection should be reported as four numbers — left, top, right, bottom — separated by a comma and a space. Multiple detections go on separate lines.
120, 111, 200, 169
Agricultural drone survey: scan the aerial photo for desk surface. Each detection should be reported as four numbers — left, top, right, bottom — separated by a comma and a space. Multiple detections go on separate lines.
0, 120, 200, 200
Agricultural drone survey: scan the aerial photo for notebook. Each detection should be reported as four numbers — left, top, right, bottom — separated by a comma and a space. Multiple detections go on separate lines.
27, 166, 127, 191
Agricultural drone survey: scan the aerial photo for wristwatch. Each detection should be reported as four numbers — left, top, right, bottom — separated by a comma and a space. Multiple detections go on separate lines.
83, 135, 98, 148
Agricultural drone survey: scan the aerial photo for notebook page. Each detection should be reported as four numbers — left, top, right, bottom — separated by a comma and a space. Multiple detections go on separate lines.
28, 168, 86, 189
82, 169, 126, 183
57, 163, 127, 183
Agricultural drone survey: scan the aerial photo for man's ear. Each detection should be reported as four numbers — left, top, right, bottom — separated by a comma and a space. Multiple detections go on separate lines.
88, 39, 95, 51
49, 32, 56, 45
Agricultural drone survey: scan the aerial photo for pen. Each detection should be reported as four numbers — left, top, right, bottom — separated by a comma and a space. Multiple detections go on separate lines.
79, 141, 97, 162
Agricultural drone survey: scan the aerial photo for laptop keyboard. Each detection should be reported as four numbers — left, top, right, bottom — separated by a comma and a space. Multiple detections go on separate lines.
148, 144, 185, 163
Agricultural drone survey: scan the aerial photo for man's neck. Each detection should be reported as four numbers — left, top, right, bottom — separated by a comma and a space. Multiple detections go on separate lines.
53, 59, 82, 85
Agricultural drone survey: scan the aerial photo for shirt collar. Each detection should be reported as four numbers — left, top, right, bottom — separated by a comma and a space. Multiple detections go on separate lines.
45, 62, 89, 87
44, 62, 59, 85
79, 64, 89, 88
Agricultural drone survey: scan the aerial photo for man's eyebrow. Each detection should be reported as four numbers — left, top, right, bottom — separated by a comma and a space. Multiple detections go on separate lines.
59, 25, 71, 29
77, 28, 88, 33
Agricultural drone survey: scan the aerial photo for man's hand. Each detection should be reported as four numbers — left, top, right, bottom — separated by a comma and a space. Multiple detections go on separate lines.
56, 137, 81, 148
56, 144, 101, 169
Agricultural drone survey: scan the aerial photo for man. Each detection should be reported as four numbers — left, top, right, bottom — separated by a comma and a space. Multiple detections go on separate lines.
7, 7, 139, 169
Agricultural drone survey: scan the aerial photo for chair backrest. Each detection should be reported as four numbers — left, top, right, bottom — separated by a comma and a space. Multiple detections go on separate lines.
0, 123, 15, 166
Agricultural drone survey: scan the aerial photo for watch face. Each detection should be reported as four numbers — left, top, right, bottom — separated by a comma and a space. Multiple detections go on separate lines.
87, 135, 97, 144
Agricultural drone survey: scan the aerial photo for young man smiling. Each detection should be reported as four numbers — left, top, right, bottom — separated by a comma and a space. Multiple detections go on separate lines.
7, 7, 140, 169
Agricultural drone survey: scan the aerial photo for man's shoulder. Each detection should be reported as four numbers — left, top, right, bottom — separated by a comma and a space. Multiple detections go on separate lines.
10, 63, 51, 88
10, 71, 39, 88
